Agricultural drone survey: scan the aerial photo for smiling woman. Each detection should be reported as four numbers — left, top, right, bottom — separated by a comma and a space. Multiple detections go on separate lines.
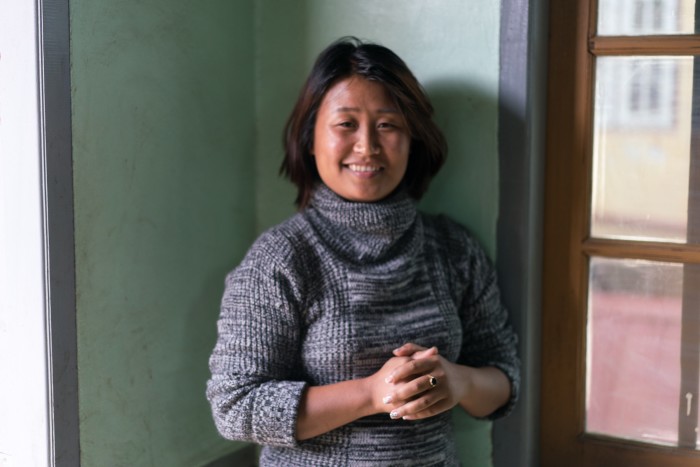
280, 38, 447, 209
311, 77, 410, 202
206, 37, 520, 467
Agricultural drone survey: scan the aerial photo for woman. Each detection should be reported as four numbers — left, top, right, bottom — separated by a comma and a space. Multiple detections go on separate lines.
207, 37, 519, 466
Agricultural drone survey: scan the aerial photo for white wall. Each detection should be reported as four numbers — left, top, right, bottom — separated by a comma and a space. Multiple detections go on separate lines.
0, 2, 50, 466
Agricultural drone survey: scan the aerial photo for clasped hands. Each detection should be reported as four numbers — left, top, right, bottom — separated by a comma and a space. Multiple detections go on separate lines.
369, 342, 467, 421
295, 340, 508, 440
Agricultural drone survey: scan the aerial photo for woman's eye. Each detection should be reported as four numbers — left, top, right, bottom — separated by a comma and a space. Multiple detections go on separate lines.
378, 122, 396, 129
338, 121, 355, 128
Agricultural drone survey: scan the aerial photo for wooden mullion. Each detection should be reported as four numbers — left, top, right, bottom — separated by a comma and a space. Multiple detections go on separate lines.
541, 0, 594, 465
590, 35, 700, 56
588, 0, 599, 42
583, 238, 700, 264
583, 435, 700, 465
541, 0, 604, 464
677, 50, 700, 449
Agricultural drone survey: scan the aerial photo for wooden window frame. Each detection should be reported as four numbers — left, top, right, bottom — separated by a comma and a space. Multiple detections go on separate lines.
541, 1, 700, 465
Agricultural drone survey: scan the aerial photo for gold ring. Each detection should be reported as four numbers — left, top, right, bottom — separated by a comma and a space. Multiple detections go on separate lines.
428, 375, 438, 388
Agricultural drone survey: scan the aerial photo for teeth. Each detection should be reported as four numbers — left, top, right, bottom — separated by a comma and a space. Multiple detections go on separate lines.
348, 164, 381, 172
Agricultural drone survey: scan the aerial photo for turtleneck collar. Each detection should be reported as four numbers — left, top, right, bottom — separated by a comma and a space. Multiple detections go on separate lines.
304, 184, 419, 264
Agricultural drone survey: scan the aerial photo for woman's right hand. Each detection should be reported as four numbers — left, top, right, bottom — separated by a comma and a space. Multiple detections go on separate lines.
365, 346, 439, 415
296, 346, 440, 440
365, 356, 411, 414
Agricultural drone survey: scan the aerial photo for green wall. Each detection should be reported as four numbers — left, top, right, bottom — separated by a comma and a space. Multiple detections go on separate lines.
71, 0, 256, 465
71, 1, 500, 465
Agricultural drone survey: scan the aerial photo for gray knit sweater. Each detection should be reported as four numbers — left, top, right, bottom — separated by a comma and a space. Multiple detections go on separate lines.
207, 184, 519, 466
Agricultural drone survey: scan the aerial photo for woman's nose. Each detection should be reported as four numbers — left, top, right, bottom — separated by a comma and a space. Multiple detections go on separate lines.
354, 131, 379, 155
354, 128, 379, 155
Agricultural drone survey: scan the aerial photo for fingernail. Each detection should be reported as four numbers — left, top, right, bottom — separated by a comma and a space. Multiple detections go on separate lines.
385, 375, 394, 384
390, 410, 400, 419
382, 395, 393, 404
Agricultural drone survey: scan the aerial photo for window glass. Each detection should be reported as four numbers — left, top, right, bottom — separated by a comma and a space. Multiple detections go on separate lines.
591, 56, 695, 242
586, 257, 699, 448
598, 0, 697, 36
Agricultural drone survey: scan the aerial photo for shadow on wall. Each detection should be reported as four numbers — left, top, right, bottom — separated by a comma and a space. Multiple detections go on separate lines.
422, 80, 499, 256
202, 443, 258, 467
426, 80, 503, 465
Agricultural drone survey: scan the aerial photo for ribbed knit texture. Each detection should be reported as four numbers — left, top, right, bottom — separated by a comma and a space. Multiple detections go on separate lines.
207, 184, 519, 466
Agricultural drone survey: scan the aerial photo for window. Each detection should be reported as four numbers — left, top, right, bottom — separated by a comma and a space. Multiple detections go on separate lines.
541, 0, 700, 465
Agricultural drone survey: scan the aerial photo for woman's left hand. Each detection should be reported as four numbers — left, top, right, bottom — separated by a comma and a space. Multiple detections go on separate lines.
385, 342, 512, 420
382, 343, 469, 421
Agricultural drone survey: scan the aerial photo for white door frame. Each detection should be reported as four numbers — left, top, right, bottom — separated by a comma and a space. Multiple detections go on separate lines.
0, 0, 78, 465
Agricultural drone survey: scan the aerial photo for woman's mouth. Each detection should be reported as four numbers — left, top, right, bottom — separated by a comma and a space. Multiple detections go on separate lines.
347, 164, 382, 173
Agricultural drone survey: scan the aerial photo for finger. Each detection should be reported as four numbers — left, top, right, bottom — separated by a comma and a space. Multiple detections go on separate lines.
392, 343, 428, 356
401, 399, 453, 421
411, 346, 438, 360
387, 357, 437, 383
388, 391, 444, 420
391, 373, 441, 402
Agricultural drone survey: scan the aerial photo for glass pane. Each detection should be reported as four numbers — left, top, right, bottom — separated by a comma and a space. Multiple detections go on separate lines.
591, 56, 696, 242
586, 257, 700, 448
597, 0, 698, 36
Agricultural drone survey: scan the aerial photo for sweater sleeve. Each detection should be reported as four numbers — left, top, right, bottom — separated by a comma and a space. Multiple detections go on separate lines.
206, 232, 307, 447
452, 226, 521, 420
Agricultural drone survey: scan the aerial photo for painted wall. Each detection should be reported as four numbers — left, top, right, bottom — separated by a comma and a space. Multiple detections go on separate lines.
70, 0, 501, 465
255, 1, 501, 465
70, 0, 256, 465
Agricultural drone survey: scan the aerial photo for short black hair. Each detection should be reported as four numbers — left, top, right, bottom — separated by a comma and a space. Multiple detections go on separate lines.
280, 36, 447, 208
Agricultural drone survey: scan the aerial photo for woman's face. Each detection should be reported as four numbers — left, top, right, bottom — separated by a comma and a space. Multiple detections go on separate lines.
312, 77, 410, 203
